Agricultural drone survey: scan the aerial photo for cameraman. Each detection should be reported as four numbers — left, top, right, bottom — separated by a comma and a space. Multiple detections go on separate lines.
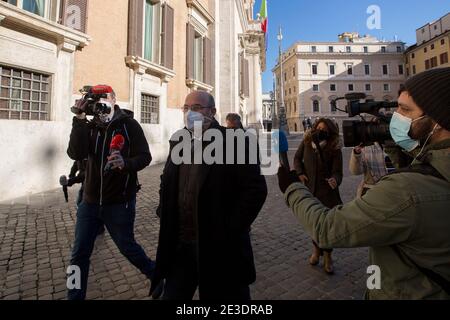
278, 68, 450, 299
66, 85, 156, 300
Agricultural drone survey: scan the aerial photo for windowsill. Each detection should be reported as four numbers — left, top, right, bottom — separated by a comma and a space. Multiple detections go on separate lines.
0, 2, 91, 52
125, 56, 176, 83
185, 78, 213, 92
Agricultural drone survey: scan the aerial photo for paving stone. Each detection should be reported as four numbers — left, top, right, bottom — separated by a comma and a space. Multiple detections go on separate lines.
0, 137, 368, 300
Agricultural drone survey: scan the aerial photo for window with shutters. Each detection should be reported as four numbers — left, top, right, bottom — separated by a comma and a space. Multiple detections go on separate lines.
430, 56, 438, 68
144, 0, 162, 64
186, 21, 212, 87
329, 64, 335, 75
193, 32, 204, 82
440, 52, 449, 65
330, 102, 337, 113
347, 64, 353, 75
3, 0, 48, 18
313, 100, 319, 113
141, 94, 159, 124
0, 65, 51, 121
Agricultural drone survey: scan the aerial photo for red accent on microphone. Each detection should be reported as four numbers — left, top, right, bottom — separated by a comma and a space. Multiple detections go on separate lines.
110, 134, 125, 151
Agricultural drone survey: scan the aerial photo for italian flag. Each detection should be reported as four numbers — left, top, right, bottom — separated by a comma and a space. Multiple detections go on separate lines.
259, 0, 268, 33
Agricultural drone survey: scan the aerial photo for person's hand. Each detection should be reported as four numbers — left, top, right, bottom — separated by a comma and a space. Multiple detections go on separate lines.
298, 175, 309, 184
327, 177, 338, 190
354, 144, 363, 155
278, 167, 301, 194
106, 151, 125, 170
73, 98, 89, 119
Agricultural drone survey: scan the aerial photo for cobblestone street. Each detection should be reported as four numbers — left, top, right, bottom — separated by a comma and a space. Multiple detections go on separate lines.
0, 134, 368, 300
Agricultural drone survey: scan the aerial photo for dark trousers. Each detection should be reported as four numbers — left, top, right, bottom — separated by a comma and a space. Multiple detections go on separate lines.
67, 198, 155, 300
163, 242, 251, 301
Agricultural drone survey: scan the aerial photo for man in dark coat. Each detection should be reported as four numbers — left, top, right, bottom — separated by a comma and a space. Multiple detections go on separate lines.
150, 91, 267, 300
67, 85, 155, 300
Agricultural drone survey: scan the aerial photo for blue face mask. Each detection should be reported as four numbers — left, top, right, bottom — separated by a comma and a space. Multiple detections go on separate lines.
184, 111, 205, 131
389, 112, 425, 152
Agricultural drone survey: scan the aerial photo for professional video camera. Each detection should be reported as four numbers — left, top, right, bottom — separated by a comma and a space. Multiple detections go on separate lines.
71, 85, 113, 116
332, 93, 398, 147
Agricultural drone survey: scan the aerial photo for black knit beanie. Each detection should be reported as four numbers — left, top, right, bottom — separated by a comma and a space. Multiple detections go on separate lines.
403, 67, 450, 130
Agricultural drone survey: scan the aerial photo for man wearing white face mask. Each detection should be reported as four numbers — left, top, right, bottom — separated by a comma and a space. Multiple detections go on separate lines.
151, 91, 267, 300
67, 85, 160, 300
277, 68, 450, 299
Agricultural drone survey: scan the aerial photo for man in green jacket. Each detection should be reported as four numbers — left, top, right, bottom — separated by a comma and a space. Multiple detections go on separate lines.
278, 68, 450, 300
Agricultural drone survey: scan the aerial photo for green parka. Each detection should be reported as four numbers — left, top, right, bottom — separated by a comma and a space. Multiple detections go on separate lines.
284, 139, 450, 299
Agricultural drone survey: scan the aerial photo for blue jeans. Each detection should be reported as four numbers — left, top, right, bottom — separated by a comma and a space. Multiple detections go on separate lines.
67, 198, 155, 300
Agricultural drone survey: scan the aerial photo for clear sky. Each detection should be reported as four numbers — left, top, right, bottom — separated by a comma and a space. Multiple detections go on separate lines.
253, 0, 450, 92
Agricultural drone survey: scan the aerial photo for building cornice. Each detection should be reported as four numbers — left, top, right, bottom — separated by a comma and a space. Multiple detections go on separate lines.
405, 30, 450, 54
235, 0, 249, 31
0, 1, 91, 52
186, 0, 214, 24
185, 78, 214, 92
125, 56, 176, 83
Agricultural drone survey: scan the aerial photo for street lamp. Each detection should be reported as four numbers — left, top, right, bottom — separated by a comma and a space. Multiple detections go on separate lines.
277, 26, 289, 134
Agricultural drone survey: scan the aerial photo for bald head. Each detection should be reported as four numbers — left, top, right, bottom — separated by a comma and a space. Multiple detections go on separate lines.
185, 91, 215, 109
184, 90, 216, 118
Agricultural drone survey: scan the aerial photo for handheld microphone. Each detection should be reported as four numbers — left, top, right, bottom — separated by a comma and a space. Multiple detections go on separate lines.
104, 134, 125, 172
59, 175, 69, 203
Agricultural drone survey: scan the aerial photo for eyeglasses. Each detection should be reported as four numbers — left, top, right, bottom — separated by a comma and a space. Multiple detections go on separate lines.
183, 104, 213, 113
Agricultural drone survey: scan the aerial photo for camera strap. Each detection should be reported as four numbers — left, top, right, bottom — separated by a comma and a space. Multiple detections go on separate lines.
389, 164, 449, 295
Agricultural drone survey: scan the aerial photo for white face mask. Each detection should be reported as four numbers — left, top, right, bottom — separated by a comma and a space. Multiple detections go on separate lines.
98, 100, 114, 123
184, 110, 204, 131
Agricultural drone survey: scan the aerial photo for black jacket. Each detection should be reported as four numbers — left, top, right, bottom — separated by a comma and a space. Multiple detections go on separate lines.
150, 121, 268, 293
67, 106, 151, 205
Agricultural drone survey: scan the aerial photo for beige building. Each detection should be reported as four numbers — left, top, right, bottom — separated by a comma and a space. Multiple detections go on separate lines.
217, 0, 266, 128
261, 92, 273, 130
0, 0, 91, 201
273, 33, 406, 132
0, 0, 265, 201
405, 13, 450, 77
